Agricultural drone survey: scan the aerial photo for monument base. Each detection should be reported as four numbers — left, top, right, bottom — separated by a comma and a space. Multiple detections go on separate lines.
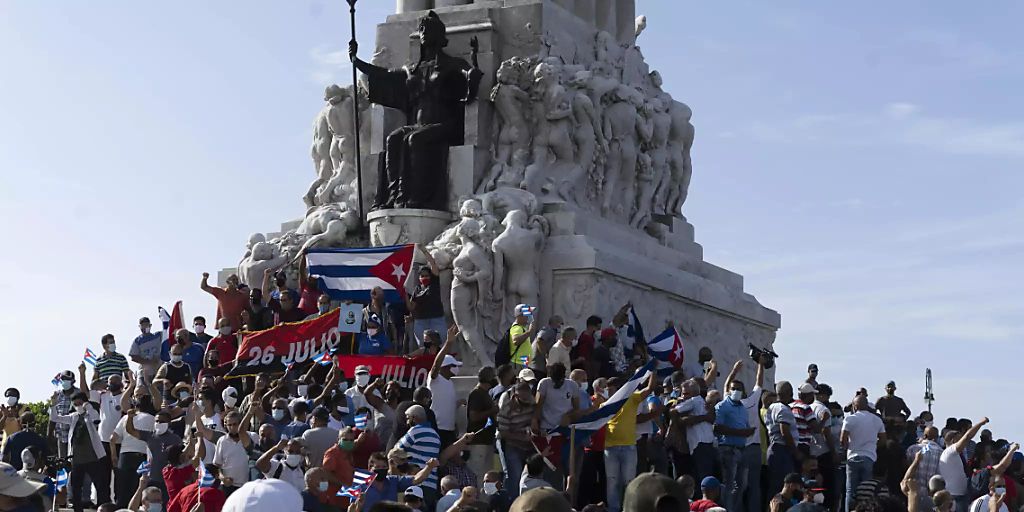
367, 208, 455, 247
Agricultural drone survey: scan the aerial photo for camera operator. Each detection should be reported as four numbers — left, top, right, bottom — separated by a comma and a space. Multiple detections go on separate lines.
48, 391, 111, 511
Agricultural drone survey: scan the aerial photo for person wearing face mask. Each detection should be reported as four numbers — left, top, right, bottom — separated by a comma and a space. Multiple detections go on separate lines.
261, 268, 306, 325
300, 407, 338, 469
395, 405, 442, 500
713, 371, 756, 512
205, 319, 238, 367
408, 246, 448, 348
357, 318, 394, 356
546, 327, 575, 374
281, 402, 311, 440
360, 379, 401, 446
126, 484, 164, 512
322, 427, 360, 509
210, 410, 259, 495
94, 333, 132, 381
300, 467, 332, 512
196, 350, 232, 395
132, 410, 182, 501
201, 271, 249, 331
466, 367, 498, 483
304, 293, 333, 321
256, 438, 307, 492
48, 370, 81, 459
15, 446, 54, 511
245, 288, 275, 332
427, 327, 463, 450
130, 317, 164, 386
49, 390, 111, 511
496, 382, 537, 499
265, 398, 293, 437
155, 344, 194, 403
529, 316, 562, 380
1, 413, 46, 472
160, 328, 205, 377
481, 471, 512, 512
111, 388, 157, 507
0, 389, 25, 454
345, 366, 381, 420
363, 286, 397, 341
191, 316, 213, 347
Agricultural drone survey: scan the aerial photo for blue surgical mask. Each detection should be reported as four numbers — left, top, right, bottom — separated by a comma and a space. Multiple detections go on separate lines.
272, 409, 285, 421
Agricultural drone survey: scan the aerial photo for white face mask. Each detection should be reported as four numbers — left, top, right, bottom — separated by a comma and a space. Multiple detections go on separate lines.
995, 487, 1007, 496
578, 381, 589, 393
60, 381, 72, 391
367, 328, 379, 337
571, 337, 579, 347
5, 396, 17, 407
286, 453, 303, 467
106, 343, 117, 353
147, 503, 163, 512
219, 326, 232, 336
178, 391, 190, 401
449, 365, 460, 376
155, 423, 169, 435
318, 481, 329, 492
924, 421, 934, 428
729, 390, 744, 402
482, 482, 499, 496
598, 389, 609, 398
338, 382, 349, 392
74, 404, 86, 414
194, 324, 206, 334
813, 493, 825, 505
141, 326, 152, 335
170, 355, 183, 364
272, 409, 286, 421
224, 396, 238, 408
355, 375, 370, 388
195, 400, 206, 411
297, 385, 309, 397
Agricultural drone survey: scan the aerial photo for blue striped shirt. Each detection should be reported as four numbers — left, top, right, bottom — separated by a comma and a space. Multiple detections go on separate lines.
396, 423, 440, 489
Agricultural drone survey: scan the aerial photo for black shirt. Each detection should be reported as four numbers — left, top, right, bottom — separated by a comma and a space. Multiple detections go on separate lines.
390, 401, 438, 447
592, 345, 615, 379
410, 272, 444, 319
2, 429, 48, 470
467, 387, 495, 445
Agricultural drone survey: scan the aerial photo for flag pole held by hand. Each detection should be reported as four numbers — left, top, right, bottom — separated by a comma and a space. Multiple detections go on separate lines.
347, 0, 365, 229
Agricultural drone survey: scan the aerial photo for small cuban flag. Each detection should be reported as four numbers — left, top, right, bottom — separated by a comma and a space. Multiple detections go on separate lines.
198, 459, 215, 488
55, 469, 68, 491
137, 460, 151, 476
484, 417, 494, 429
337, 468, 375, 498
518, 355, 529, 366
353, 413, 368, 430
83, 348, 99, 366
315, 350, 333, 367
51, 374, 62, 387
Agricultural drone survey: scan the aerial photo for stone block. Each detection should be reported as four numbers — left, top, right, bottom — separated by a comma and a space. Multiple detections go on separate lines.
367, 208, 455, 246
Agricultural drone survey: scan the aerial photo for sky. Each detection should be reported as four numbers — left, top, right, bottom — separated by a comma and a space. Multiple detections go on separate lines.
1, 1, 1021, 440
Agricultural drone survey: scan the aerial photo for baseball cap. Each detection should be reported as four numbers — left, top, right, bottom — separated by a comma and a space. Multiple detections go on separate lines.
514, 304, 534, 316
404, 486, 424, 499
441, 355, 462, 367
700, 476, 720, 489
517, 368, 536, 381
0, 462, 46, 497
797, 383, 816, 395
599, 327, 617, 340
221, 479, 303, 512
807, 363, 818, 371
354, 365, 371, 375
887, 380, 896, 387
783, 472, 804, 485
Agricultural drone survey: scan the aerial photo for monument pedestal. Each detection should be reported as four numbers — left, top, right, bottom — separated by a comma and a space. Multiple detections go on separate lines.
367, 208, 455, 247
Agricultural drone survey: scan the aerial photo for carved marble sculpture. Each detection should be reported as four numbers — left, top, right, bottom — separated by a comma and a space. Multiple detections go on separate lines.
450, 218, 496, 367
351, 10, 483, 211
492, 210, 549, 313
238, 242, 288, 288
601, 85, 649, 219
522, 61, 577, 195
479, 58, 532, 194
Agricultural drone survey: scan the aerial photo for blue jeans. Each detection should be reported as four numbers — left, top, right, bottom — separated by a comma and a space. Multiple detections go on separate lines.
767, 443, 795, 498
718, 444, 745, 512
499, 441, 529, 499
692, 442, 719, 489
413, 316, 447, 347
741, 444, 762, 512
604, 445, 637, 512
845, 455, 873, 512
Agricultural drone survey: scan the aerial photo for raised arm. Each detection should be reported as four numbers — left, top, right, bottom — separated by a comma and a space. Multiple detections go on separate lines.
723, 360, 743, 391
411, 458, 440, 486
255, 439, 288, 474
429, 325, 459, 379
418, 244, 439, 276
994, 442, 1020, 476
120, 372, 137, 413
953, 417, 988, 453
902, 451, 922, 511
261, 268, 274, 306
754, 357, 765, 389
200, 272, 214, 294
439, 434, 474, 465
77, 363, 90, 394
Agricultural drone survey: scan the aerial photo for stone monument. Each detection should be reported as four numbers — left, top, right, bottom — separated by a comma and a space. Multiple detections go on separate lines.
222, 0, 781, 388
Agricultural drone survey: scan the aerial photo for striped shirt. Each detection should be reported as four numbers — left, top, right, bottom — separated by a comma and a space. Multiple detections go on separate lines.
789, 400, 815, 447
396, 423, 440, 489
95, 352, 130, 379
906, 441, 942, 489
497, 400, 535, 452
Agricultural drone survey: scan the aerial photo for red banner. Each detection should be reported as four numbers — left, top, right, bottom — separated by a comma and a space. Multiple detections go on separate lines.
227, 309, 344, 378
335, 354, 435, 390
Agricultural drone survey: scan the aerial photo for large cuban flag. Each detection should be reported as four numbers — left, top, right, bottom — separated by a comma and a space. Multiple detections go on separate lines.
647, 327, 686, 377
306, 244, 415, 303
549, 358, 656, 437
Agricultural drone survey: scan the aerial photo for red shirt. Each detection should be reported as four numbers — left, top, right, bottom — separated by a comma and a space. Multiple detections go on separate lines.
205, 287, 249, 331
322, 445, 354, 509
167, 482, 225, 512
690, 498, 721, 512
206, 336, 238, 362
298, 281, 320, 316
572, 331, 596, 361
162, 465, 195, 503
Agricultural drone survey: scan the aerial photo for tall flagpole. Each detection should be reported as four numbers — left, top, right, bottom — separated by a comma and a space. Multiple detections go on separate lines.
346, 0, 365, 228
568, 426, 578, 506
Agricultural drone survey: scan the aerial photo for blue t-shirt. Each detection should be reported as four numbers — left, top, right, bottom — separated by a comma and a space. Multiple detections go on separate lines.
361, 475, 413, 510
714, 397, 749, 447
160, 341, 205, 376
357, 333, 392, 356
281, 420, 311, 440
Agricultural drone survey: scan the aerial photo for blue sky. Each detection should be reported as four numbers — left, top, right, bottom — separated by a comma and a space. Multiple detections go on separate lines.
1, 2, 1021, 440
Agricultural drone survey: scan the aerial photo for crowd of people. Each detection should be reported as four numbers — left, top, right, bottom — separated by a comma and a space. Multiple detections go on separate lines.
0, 259, 1018, 512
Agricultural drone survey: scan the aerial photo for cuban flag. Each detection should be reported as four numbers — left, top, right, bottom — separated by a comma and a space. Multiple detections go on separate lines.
518, 355, 529, 366
337, 468, 375, 498
549, 358, 656, 437
137, 460, 151, 475
198, 459, 215, 488
55, 469, 68, 491
83, 348, 99, 366
158, 301, 184, 344
625, 306, 645, 352
646, 327, 685, 377
51, 374, 62, 387
306, 245, 414, 303
353, 413, 368, 430
314, 350, 333, 367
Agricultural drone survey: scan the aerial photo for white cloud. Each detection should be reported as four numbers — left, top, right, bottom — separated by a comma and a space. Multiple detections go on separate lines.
308, 45, 350, 86
884, 102, 919, 120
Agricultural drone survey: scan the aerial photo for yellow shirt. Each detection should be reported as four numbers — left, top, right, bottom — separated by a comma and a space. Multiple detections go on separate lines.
605, 392, 644, 448
509, 324, 531, 365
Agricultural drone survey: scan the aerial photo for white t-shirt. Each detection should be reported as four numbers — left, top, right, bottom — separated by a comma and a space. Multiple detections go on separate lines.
265, 459, 305, 492
113, 413, 155, 454
89, 391, 124, 442
810, 400, 832, 457
740, 386, 763, 446
939, 446, 969, 496
427, 374, 456, 431
969, 495, 1009, 512
841, 411, 885, 461
213, 432, 257, 486
674, 396, 714, 452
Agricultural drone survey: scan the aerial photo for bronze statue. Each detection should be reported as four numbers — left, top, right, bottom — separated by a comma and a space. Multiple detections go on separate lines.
349, 11, 483, 212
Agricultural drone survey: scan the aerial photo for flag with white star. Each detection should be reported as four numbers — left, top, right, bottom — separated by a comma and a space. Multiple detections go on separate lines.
305, 244, 415, 303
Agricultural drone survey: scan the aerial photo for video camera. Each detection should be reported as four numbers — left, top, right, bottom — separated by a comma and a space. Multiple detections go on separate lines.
44, 455, 72, 475
748, 343, 779, 369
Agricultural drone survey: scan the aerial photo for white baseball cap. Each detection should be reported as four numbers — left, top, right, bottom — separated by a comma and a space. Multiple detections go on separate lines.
404, 486, 425, 499
441, 355, 463, 367
355, 365, 371, 375
518, 368, 536, 381
0, 462, 46, 497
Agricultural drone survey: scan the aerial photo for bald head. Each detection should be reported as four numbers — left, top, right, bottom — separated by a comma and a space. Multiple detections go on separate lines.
776, 381, 793, 403
510, 487, 572, 512
924, 426, 939, 441
624, 472, 688, 512
852, 394, 869, 412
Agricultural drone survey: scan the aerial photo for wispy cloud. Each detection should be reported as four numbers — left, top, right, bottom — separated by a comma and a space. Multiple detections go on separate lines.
308, 45, 350, 85
743, 102, 1024, 159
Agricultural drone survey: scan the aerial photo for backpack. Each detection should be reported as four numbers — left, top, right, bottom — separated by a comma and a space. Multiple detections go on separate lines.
494, 326, 511, 367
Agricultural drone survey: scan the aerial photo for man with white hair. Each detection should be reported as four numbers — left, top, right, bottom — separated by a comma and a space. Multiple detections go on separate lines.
396, 404, 441, 501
